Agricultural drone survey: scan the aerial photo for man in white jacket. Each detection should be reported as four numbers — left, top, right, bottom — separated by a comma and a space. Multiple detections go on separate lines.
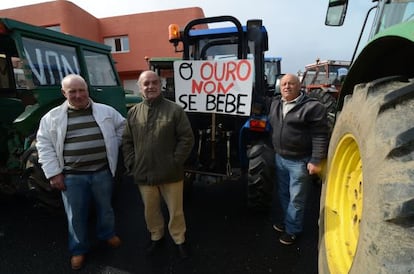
36, 74, 125, 270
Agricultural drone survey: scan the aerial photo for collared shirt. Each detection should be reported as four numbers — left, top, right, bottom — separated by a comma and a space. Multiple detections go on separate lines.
282, 93, 304, 118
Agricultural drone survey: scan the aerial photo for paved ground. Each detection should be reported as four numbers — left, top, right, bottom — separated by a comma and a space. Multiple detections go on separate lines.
0, 175, 321, 274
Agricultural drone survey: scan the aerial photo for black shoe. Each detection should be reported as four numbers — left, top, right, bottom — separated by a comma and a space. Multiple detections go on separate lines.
145, 238, 165, 256
279, 232, 296, 245
176, 242, 189, 260
272, 223, 285, 233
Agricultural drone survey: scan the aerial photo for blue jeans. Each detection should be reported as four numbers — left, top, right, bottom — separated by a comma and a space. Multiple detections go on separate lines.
272, 154, 312, 235
61, 169, 115, 255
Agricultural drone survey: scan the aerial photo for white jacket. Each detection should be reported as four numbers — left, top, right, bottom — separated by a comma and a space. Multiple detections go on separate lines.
36, 100, 126, 179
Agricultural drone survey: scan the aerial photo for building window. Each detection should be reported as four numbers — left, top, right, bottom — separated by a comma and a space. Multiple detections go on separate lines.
104, 36, 129, 53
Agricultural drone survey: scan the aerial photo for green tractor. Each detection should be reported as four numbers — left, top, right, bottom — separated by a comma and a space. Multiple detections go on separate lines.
319, 1, 414, 273
0, 18, 138, 209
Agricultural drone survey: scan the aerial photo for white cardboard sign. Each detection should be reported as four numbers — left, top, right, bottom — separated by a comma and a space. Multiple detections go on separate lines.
174, 60, 254, 116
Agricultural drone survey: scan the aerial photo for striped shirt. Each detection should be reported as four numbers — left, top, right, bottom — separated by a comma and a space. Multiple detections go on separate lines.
63, 106, 108, 173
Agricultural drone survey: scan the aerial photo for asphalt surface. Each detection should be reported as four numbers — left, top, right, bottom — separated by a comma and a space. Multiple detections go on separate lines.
0, 175, 320, 274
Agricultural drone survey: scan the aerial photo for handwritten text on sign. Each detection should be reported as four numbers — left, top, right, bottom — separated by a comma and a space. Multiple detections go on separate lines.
174, 60, 254, 116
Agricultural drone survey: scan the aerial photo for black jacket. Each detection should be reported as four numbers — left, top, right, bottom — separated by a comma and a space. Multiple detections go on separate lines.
268, 93, 328, 164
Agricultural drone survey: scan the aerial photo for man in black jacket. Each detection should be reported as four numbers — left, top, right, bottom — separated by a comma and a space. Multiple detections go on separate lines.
268, 73, 328, 245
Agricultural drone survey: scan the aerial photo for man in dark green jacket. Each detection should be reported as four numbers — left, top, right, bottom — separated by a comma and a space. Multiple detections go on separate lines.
122, 70, 194, 259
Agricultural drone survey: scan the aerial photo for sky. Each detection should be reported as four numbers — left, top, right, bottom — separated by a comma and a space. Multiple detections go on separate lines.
0, 0, 376, 73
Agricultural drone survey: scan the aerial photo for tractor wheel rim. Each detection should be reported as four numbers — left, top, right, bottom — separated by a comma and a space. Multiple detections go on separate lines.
325, 133, 362, 273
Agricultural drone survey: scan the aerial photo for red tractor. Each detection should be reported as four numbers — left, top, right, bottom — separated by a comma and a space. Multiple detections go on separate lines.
300, 59, 350, 130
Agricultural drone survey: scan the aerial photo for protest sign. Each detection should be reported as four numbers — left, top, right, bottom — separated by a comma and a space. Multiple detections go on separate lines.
174, 59, 254, 116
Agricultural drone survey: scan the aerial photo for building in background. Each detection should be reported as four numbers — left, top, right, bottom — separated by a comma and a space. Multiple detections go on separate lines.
0, 0, 205, 93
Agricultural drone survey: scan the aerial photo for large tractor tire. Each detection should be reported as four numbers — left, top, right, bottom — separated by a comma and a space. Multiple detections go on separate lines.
307, 88, 337, 133
21, 143, 63, 210
247, 141, 274, 210
318, 76, 414, 274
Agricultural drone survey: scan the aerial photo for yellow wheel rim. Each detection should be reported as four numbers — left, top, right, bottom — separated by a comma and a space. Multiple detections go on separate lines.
325, 133, 363, 273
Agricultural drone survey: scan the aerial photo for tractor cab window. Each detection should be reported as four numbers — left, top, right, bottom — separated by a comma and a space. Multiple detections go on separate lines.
328, 65, 348, 85
376, 1, 414, 34
0, 54, 12, 89
334, 67, 348, 84
0, 37, 36, 106
193, 40, 239, 60
13, 57, 28, 89
303, 65, 327, 86
301, 69, 316, 87
0, 36, 25, 92
84, 50, 117, 86
315, 66, 327, 84
265, 59, 281, 88
21, 37, 80, 86
189, 31, 248, 61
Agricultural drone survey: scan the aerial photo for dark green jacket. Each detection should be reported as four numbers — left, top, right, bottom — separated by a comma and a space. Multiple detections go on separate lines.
122, 95, 194, 185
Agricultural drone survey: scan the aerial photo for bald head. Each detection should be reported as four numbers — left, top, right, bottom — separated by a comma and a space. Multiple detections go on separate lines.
61, 74, 90, 109
137, 70, 161, 101
280, 73, 301, 101
61, 74, 87, 90
138, 70, 159, 84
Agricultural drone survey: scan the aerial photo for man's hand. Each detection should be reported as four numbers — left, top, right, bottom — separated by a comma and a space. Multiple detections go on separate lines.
49, 173, 66, 191
307, 162, 322, 175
